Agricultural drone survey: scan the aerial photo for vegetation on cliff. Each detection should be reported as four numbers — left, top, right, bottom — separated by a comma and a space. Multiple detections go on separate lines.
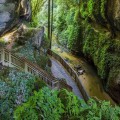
31, 0, 120, 103
43, 0, 120, 103
0, 0, 120, 119
0, 67, 46, 120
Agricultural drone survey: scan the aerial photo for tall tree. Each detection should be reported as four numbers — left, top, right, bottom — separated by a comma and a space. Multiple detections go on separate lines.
51, 0, 53, 41
48, 0, 51, 48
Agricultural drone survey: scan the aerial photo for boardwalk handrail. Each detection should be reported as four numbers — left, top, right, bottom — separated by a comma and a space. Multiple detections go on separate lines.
47, 49, 89, 102
0, 48, 72, 91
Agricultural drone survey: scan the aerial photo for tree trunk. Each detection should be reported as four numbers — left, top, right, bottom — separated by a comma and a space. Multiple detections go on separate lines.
51, 0, 53, 42
48, 0, 51, 48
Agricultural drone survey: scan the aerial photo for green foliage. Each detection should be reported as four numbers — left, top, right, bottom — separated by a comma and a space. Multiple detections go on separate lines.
35, 54, 49, 70
17, 40, 36, 62
0, 38, 6, 47
81, 23, 120, 87
83, 25, 111, 79
14, 88, 120, 120
14, 87, 64, 120
87, 0, 95, 18
53, 0, 120, 84
58, 89, 80, 119
100, 0, 107, 19
0, 69, 36, 120
80, 0, 107, 21
54, 3, 82, 51
67, 24, 82, 53
80, 3, 88, 18
84, 99, 120, 120
31, 0, 45, 27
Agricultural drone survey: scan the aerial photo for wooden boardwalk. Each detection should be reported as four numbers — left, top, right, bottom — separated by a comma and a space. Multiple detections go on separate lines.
0, 48, 72, 91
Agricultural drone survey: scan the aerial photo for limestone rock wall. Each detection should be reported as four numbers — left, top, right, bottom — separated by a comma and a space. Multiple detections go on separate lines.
107, 0, 120, 31
79, 0, 120, 104
0, 0, 31, 36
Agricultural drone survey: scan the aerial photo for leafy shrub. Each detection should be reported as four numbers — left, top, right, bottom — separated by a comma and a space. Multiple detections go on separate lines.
31, 0, 44, 27
80, 3, 88, 18
87, 0, 95, 18
100, 0, 107, 19
14, 87, 64, 120
67, 24, 82, 53
58, 89, 81, 119
35, 54, 49, 70
14, 88, 120, 120
83, 25, 111, 79
0, 68, 42, 120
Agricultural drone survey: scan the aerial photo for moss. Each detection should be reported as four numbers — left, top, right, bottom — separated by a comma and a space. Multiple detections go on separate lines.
81, 21, 120, 88
82, 24, 113, 79
80, 3, 88, 18
100, 0, 107, 20
80, 0, 107, 24
80, 0, 96, 19
87, 0, 95, 18
67, 24, 83, 53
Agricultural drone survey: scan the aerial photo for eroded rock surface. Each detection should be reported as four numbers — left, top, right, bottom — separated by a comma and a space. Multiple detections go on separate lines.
0, 0, 31, 36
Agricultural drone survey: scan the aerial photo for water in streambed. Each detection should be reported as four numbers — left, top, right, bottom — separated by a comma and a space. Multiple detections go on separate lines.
52, 44, 115, 104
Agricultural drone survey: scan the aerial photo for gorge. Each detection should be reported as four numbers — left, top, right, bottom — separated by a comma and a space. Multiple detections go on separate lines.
0, 0, 120, 120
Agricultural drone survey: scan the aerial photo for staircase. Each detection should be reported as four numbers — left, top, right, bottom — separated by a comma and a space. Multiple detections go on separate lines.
0, 48, 72, 91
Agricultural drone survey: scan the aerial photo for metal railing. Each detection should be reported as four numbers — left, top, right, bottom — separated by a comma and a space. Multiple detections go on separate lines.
47, 49, 89, 102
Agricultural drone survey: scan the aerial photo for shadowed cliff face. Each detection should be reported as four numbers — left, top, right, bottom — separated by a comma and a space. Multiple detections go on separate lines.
0, 0, 31, 36
62, 0, 120, 103
107, 0, 120, 31
80, 0, 120, 104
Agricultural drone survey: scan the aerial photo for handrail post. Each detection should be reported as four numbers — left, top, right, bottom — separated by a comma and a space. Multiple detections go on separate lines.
9, 52, 11, 67
2, 49, 5, 65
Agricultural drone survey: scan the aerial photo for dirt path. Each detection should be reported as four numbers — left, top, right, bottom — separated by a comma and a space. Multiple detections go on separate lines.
50, 57, 83, 99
